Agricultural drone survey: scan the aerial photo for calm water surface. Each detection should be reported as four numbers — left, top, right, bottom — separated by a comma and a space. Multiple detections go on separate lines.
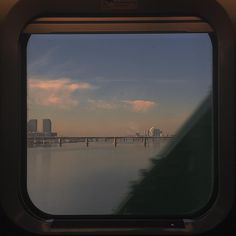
27, 140, 169, 215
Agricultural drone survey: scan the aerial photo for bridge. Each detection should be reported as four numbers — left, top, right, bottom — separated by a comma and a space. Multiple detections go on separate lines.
27, 136, 173, 147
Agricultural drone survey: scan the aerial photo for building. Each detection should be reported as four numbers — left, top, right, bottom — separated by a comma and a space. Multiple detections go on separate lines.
43, 119, 52, 134
27, 119, 37, 133
43, 119, 57, 137
149, 127, 162, 137
27, 119, 57, 138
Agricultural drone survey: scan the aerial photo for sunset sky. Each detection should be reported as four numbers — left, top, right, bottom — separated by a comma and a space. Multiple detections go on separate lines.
27, 33, 212, 136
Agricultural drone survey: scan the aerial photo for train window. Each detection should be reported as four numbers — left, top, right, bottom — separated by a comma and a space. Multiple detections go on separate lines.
27, 32, 213, 216
0, 1, 235, 235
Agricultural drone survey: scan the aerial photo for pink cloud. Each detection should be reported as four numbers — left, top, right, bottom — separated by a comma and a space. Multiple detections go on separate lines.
29, 78, 94, 92
123, 100, 156, 112
28, 77, 95, 108
88, 99, 156, 112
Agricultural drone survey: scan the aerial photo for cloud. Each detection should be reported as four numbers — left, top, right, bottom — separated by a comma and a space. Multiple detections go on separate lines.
28, 46, 57, 73
28, 77, 96, 108
123, 100, 156, 112
88, 99, 156, 112
29, 78, 95, 91
88, 99, 117, 110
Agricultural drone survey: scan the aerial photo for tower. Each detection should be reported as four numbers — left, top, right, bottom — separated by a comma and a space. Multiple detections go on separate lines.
43, 119, 52, 135
27, 119, 37, 133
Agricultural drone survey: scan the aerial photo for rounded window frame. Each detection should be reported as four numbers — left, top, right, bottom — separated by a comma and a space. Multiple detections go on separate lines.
0, 0, 235, 235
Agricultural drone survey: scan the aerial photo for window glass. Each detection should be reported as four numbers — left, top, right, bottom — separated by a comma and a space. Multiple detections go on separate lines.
27, 33, 213, 215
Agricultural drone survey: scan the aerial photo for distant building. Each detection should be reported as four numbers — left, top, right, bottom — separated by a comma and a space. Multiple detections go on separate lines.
149, 127, 162, 137
27, 119, 57, 138
27, 119, 37, 133
43, 119, 52, 134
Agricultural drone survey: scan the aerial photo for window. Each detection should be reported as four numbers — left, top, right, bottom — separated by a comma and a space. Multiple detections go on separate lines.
27, 32, 214, 217
0, 1, 235, 235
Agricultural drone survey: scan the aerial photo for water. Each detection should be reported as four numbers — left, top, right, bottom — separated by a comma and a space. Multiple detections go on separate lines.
27, 140, 169, 215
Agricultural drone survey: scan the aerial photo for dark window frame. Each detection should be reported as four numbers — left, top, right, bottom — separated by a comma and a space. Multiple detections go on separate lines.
0, 0, 235, 235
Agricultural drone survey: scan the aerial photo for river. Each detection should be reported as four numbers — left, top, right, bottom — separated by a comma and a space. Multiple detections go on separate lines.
27, 139, 169, 215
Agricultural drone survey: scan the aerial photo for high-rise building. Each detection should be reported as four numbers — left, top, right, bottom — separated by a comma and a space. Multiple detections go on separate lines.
27, 119, 37, 133
43, 119, 52, 134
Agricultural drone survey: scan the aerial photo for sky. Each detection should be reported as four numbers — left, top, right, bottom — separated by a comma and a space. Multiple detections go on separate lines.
27, 33, 212, 136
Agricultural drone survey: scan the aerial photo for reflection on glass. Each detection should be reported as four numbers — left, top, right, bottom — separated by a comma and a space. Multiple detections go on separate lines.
27, 33, 213, 215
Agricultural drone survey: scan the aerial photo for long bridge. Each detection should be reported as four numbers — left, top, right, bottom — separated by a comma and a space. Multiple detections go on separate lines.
27, 136, 173, 148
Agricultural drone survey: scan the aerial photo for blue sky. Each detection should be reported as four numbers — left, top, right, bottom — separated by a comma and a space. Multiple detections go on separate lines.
27, 33, 212, 136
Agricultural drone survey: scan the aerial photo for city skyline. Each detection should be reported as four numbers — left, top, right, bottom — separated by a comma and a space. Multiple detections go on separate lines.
27, 33, 212, 136
27, 118, 165, 137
